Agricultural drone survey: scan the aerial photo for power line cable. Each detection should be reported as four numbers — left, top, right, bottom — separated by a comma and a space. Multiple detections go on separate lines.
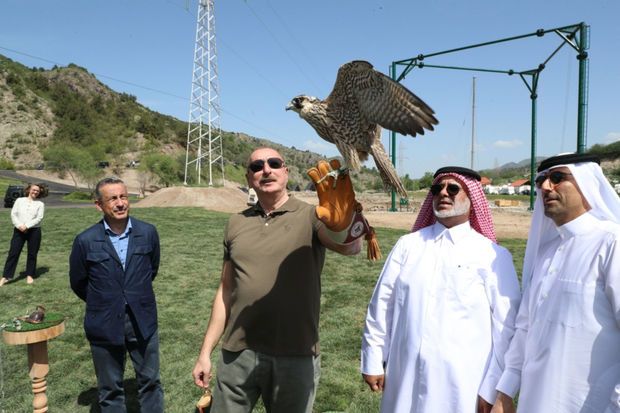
219, 38, 291, 99
0, 46, 187, 100
0, 40, 286, 146
263, 0, 329, 88
174, 2, 290, 98
0, 45, 283, 138
0, 46, 58, 66
165, 1, 304, 141
242, 1, 323, 92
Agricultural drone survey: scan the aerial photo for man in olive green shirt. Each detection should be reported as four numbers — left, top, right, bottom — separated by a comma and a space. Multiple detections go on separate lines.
192, 147, 361, 412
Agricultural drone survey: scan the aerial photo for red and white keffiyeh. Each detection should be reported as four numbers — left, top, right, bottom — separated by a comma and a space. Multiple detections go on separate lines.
412, 172, 496, 243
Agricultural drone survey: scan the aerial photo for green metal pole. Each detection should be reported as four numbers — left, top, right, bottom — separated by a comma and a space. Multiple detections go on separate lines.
390, 63, 397, 212
529, 76, 538, 211
576, 22, 589, 154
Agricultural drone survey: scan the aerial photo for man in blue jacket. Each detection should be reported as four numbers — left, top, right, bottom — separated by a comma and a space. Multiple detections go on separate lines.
70, 177, 163, 413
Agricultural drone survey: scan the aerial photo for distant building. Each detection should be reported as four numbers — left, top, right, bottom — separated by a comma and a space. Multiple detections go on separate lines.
481, 177, 497, 194
484, 185, 499, 195
510, 178, 531, 195
510, 178, 529, 187
499, 185, 515, 195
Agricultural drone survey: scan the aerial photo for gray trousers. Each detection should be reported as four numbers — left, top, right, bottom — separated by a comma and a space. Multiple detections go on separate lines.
212, 349, 320, 413
90, 311, 163, 413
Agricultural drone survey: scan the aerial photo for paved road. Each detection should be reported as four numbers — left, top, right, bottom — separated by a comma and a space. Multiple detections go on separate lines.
0, 170, 91, 208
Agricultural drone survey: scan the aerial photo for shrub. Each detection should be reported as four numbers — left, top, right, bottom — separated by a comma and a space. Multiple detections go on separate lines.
63, 191, 93, 201
0, 158, 16, 170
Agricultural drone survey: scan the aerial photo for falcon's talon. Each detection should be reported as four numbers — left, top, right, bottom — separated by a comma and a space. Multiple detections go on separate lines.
331, 167, 350, 188
315, 168, 344, 186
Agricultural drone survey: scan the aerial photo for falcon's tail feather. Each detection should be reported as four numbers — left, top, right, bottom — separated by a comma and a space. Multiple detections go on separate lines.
370, 141, 408, 199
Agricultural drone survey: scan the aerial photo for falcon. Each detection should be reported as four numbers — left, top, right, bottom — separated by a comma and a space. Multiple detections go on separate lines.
286, 60, 438, 198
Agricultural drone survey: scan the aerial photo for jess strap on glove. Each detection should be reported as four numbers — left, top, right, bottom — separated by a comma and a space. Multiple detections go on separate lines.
307, 159, 381, 261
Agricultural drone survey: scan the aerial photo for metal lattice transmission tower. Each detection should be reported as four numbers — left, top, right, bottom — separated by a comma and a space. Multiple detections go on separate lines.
184, 0, 224, 186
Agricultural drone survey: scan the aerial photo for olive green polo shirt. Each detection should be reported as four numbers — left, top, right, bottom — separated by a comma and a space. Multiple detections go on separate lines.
221, 196, 326, 356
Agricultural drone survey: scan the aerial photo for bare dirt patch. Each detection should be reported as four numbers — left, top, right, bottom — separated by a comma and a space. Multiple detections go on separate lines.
133, 186, 248, 213
19, 169, 531, 239
138, 187, 531, 239
293, 192, 532, 239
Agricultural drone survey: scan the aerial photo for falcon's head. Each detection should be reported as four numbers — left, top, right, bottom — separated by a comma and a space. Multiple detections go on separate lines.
285, 95, 320, 114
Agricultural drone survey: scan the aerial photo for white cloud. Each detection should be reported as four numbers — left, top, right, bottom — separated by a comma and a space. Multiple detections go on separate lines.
604, 132, 620, 144
302, 139, 338, 156
440, 153, 459, 163
493, 139, 523, 149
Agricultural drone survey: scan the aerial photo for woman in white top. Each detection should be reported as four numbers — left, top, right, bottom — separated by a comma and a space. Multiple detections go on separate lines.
0, 183, 47, 286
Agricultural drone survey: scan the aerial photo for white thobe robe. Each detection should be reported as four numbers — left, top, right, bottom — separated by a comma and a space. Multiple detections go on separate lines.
497, 213, 620, 413
362, 221, 521, 413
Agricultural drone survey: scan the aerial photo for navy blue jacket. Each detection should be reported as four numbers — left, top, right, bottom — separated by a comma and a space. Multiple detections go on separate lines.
70, 217, 160, 345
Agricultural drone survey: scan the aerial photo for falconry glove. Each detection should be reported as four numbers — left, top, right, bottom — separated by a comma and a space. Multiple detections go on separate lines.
307, 159, 381, 261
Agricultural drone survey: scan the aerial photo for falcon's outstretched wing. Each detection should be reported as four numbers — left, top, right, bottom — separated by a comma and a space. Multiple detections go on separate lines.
327, 60, 438, 140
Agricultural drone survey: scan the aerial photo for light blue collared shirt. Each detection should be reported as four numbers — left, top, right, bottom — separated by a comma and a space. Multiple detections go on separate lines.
104, 218, 132, 270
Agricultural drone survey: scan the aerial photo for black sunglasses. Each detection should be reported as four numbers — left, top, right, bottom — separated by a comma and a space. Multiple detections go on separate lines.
535, 171, 573, 188
248, 157, 285, 173
430, 182, 461, 196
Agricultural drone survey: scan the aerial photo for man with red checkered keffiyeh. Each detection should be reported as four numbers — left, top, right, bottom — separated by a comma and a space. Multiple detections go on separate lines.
361, 166, 521, 413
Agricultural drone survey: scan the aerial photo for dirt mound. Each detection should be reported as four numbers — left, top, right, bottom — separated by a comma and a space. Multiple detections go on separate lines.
134, 188, 531, 239
17, 167, 531, 238
133, 186, 248, 213
293, 191, 531, 239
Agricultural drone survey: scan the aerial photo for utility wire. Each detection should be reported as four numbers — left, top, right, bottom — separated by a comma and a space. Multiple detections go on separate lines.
174, 4, 292, 123
176, 2, 291, 98
0, 46, 58, 66
0, 45, 282, 138
219, 37, 291, 99
0, 46, 187, 100
263, 0, 329, 89
242, 1, 323, 92
219, 107, 281, 138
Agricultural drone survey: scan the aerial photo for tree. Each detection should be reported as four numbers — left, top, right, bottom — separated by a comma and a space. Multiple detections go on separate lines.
417, 172, 434, 189
402, 174, 418, 191
43, 145, 102, 189
142, 153, 181, 187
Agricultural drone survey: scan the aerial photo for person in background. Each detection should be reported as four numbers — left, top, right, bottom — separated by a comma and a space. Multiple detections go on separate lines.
492, 153, 620, 413
192, 147, 364, 413
362, 166, 521, 413
70, 177, 164, 412
0, 183, 47, 286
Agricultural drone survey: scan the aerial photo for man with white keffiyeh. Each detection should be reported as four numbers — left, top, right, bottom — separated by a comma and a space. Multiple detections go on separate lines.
361, 166, 521, 413
492, 153, 620, 413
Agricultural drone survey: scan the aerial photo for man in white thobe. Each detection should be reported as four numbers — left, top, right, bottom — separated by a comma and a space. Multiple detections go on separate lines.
362, 166, 521, 413
492, 153, 620, 413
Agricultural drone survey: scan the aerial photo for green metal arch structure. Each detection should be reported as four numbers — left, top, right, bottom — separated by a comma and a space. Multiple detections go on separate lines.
389, 22, 590, 210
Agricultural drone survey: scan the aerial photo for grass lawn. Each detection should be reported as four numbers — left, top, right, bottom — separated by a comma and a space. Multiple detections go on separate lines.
0, 206, 526, 412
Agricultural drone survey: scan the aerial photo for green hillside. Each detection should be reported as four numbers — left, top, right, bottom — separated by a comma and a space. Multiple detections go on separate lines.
0, 54, 384, 191
2, 53, 618, 191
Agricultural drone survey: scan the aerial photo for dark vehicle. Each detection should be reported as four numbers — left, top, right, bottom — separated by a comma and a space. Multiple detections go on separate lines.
4, 185, 24, 208
97, 161, 110, 169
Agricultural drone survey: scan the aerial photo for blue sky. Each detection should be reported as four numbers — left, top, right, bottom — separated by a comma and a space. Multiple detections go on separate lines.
1, 0, 619, 178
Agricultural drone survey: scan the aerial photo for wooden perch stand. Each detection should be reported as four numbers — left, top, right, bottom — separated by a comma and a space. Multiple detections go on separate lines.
2, 321, 65, 413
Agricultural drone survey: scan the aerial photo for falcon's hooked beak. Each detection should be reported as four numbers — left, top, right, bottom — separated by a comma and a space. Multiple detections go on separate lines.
285, 96, 302, 112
